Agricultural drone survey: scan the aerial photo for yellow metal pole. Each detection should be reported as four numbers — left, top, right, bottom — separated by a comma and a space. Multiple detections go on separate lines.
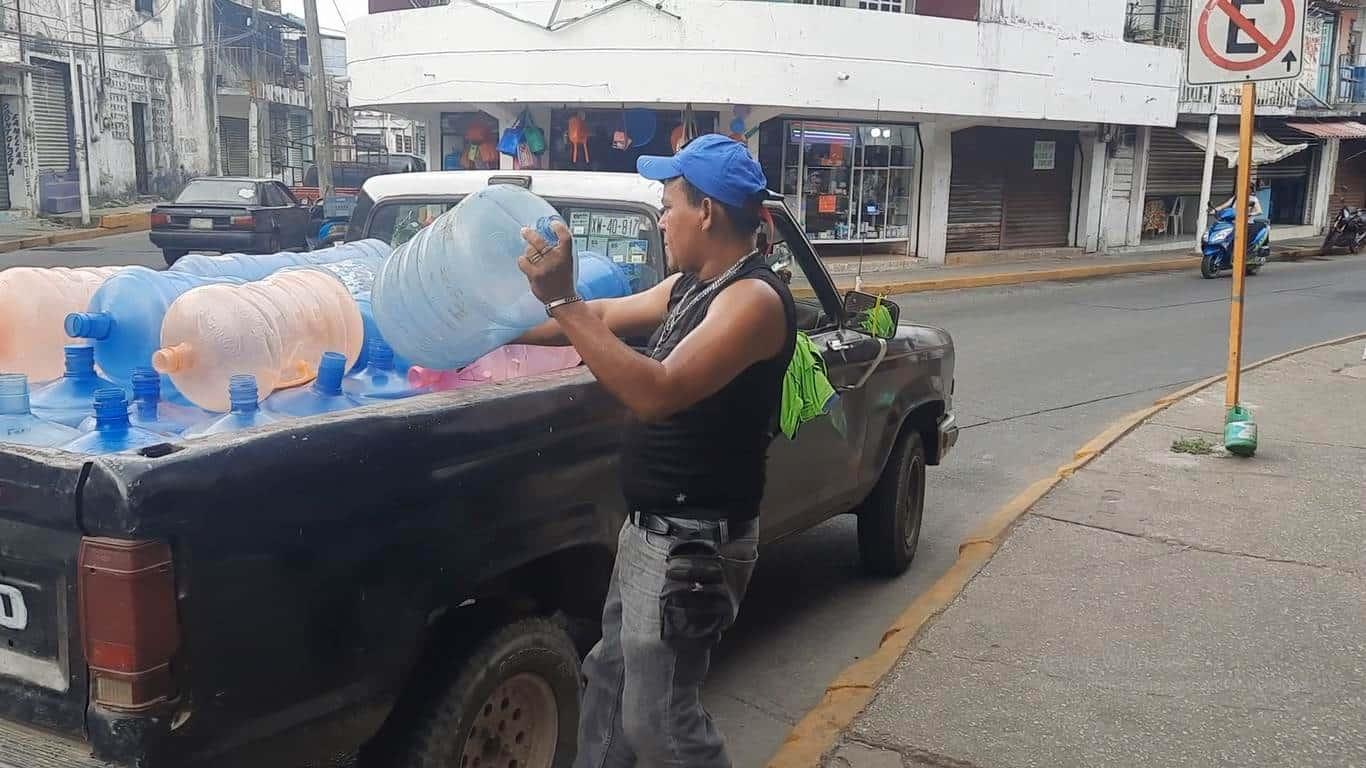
1225, 81, 1256, 411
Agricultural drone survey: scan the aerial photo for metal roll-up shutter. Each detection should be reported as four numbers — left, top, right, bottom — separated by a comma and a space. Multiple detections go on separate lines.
1145, 127, 1236, 198
1330, 139, 1366, 214
946, 128, 1006, 252
31, 61, 73, 172
1002, 130, 1075, 248
219, 117, 250, 176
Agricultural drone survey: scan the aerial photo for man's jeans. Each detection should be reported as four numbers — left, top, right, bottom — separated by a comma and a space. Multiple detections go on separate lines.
574, 517, 759, 768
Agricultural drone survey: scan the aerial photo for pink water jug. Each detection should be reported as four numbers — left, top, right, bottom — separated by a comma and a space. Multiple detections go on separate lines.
408, 345, 582, 392
152, 269, 364, 411
0, 266, 121, 382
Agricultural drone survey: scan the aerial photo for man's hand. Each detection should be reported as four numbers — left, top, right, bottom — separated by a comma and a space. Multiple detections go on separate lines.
519, 219, 577, 303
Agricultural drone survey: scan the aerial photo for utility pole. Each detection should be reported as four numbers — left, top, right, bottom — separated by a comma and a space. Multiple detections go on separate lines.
248, 0, 261, 177
303, 0, 333, 197
65, 0, 91, 225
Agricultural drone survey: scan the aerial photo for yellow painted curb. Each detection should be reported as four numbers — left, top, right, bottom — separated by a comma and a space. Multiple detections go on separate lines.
96, 211, 149, 230
766, 329, 1366, 768
791, 257, 1194, 298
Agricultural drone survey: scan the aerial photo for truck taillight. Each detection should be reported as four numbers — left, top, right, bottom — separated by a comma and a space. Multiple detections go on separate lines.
149, 212, 170, 227
230, 215, 255, 229
78, 538, 179, 712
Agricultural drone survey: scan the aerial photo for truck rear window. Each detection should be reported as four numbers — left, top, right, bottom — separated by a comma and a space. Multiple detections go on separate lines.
365, 199, 663, 294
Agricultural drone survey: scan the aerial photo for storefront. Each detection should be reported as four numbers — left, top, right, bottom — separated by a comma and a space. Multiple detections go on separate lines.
756, 118, 919, 247
1329, 138, 1366, 215
439, 111, 501, 171
547, 108, 718, 173
945, 127, 1077, 252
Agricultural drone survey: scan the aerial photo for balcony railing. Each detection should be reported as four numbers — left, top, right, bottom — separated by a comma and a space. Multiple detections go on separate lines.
1180, 79, 1299, 110
216, 46, 307, 94
1124, 0, 1188, 47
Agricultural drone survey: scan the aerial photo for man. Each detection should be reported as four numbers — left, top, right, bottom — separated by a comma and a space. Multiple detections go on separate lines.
517, 134, 797, 767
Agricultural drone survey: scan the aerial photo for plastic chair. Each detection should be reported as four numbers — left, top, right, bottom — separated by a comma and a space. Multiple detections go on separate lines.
1166, 197, 1185, 237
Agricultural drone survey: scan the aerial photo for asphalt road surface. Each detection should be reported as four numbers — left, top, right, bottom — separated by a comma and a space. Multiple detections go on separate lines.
5, 235, 1365, 766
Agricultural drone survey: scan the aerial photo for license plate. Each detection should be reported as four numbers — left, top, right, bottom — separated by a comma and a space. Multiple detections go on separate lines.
189, 218, 214, 230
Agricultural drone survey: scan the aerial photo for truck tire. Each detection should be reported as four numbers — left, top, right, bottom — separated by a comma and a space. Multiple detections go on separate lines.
403, 617, 580, 768
857, 430, 926, 577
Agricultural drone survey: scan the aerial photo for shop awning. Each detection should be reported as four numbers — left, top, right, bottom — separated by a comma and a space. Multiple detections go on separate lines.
1285, 121, 1366, 139
1176, 128, 1309, 168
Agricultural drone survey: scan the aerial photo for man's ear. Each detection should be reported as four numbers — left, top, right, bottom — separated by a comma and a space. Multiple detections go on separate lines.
699, 197, 714, 233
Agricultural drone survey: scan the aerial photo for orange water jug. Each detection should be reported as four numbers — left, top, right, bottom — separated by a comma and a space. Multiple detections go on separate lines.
568, 113, 590, 164
0, 266, 122, 382
152, 269, 364, 411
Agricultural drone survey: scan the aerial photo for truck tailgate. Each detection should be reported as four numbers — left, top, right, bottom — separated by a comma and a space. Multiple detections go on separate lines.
0, 446, 91, 744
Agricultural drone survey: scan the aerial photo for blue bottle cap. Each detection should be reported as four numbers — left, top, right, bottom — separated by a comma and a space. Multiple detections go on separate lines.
64, 345, 96, 377
130, 367, 161, 402
0, 373, 29, 415
228, 374, 260, 412
368, 340, 395, 371
92, 388, 131, 429
314, 352, 346, 396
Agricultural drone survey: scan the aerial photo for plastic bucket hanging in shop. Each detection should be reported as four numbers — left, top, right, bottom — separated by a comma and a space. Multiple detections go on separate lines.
625, 109, 656, 147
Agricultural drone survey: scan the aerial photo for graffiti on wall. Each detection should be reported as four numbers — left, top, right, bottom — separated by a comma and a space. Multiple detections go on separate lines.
2, 100, 21, 172
1299, 14, 1325, 98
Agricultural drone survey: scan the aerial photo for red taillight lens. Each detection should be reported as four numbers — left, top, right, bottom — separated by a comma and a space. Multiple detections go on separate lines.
78, 538, 179, 712
149, 212, 170, 227
230, 215, 255, 229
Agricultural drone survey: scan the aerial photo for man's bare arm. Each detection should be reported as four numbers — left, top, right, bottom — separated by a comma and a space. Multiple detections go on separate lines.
517, 273, 680, 346
548, 279, 786, 422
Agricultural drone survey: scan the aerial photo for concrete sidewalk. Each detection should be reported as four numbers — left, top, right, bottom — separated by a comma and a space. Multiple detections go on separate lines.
798, 236, 1327, 296
823, 338, 1366, 768
0, 204, 153, 255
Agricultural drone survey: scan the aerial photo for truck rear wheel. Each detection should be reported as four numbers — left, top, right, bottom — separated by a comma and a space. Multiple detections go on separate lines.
857, 430, 926, 577
402, 618, 580, 768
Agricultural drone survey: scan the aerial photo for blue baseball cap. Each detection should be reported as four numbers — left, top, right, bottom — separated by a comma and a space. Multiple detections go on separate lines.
637, 134, 768, 209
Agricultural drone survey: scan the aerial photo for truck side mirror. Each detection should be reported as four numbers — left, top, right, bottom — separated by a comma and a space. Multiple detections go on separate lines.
844, 290, 900, 328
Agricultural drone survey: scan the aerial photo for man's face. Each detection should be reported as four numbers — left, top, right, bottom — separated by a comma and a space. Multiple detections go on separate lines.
660, 178, 707, 273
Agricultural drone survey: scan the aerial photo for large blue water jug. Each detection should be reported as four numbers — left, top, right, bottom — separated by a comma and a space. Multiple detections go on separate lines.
183, 375, 278, 438
264, 352, 360, 417
0, 373, 80, 447
372, 185, 576, 369
343, 340, 416, 400
79, 367, 204, 436
577, 251, 633, 301
31, 346, 121, 428
62, 388, 167, 456
65, 267, 242, 392
287, 254, 411, 373
169, 239, 392, 281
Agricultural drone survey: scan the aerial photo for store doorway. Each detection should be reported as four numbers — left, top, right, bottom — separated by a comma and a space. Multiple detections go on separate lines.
132, 102, 150, 195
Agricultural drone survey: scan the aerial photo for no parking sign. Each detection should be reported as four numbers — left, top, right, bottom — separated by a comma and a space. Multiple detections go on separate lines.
1186, 0, 1305, 85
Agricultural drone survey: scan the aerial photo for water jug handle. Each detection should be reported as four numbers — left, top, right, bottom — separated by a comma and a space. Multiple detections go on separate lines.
535, 215, 565, 247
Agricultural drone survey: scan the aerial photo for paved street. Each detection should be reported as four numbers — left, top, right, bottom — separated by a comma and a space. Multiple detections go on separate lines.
709, 253, 1366, 766
5, 235, 1365, 766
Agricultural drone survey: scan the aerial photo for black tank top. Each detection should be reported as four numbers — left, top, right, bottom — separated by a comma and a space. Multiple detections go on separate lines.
620, 253, 798, 522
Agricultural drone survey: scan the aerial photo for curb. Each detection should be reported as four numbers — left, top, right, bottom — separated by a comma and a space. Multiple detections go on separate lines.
766, 330, 1366, 768
0, 215, 149, 256
791, 257, 1194, 298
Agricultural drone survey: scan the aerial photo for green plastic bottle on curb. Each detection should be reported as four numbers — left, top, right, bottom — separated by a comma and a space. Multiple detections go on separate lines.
1224, 405, 1258, 457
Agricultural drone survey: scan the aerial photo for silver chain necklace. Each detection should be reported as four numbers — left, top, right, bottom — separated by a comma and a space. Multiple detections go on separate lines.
651, 251, 758, 357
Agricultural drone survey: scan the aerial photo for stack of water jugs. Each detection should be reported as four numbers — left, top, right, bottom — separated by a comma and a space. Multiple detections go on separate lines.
0, 186, 631, 455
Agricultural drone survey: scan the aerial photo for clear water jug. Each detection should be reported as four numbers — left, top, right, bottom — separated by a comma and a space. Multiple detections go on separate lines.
0, 266, 121, 383
184, 375, 277, 437
343, 340, 416, 400
153, 269, 365, 412
0, 373, 80, 447
31, 346, 121, 428
65, 267, 242, 391
407, 344, 583, 392
265, 352, 360, 417
286, 254, 410, 373
62, 388, 166, 456
372, 185, 576, 369
79, 367, 203, 436
169, 239, 392, 281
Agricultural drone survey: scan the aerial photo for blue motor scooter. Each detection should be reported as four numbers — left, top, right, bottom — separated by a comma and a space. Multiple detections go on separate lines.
1200, 207, 1269, 279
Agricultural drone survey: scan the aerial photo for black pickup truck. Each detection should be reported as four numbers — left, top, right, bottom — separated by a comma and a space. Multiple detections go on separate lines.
0, 171, 956, 768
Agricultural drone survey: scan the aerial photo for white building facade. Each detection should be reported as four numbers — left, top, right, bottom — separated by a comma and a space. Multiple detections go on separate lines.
0, 0, 217, 216
348, 0, 1182, 262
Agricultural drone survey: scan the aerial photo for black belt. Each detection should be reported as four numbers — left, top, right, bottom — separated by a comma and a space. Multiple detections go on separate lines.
629, 510, 756, 546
